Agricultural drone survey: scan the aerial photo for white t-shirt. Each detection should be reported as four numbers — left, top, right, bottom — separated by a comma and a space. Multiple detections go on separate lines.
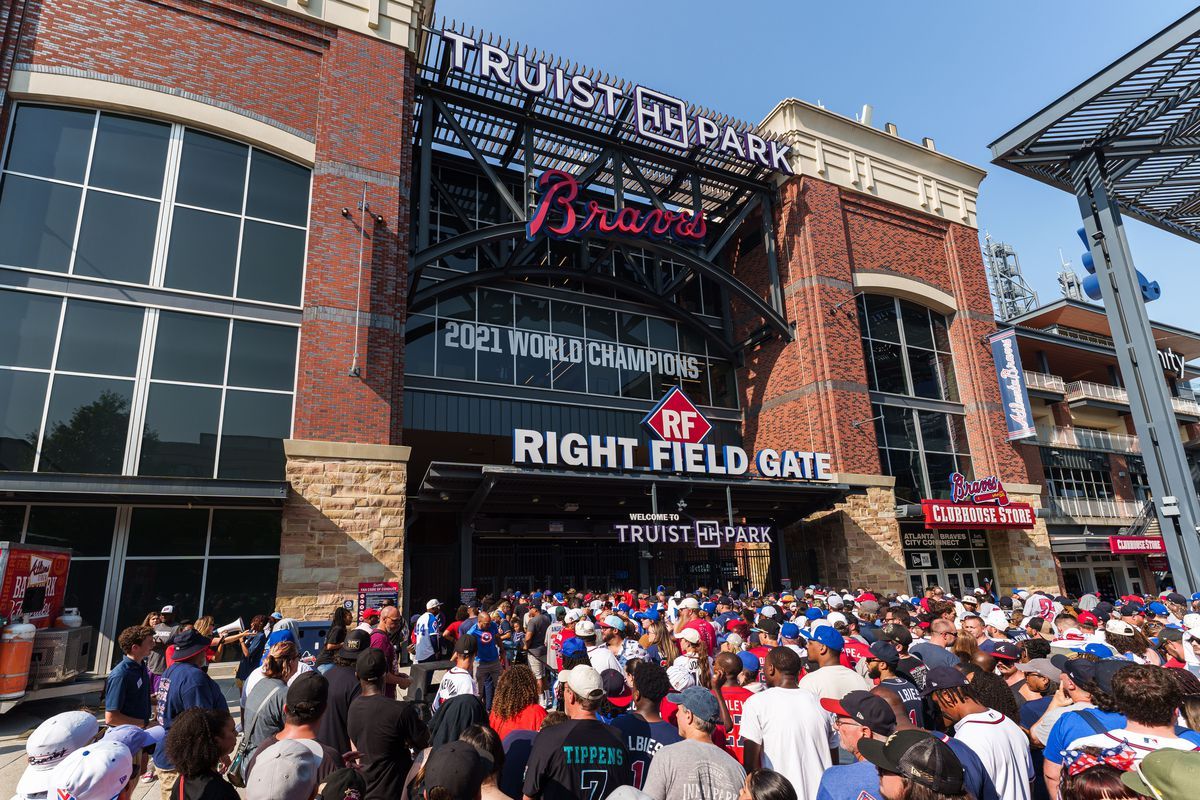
952, 709, 1033, 800
432, 666, 477, 712
739, 686, 832, 800
798, 665, 870, 701
588, 644, 622, 675
1065, 730, 1200, 762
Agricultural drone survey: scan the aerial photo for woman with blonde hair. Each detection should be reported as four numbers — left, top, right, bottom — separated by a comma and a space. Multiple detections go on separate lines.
643, 618, 679, 666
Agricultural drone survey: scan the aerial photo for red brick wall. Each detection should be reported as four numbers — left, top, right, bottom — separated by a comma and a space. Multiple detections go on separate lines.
730, 177, 1031, 486
6, 0, 412, 446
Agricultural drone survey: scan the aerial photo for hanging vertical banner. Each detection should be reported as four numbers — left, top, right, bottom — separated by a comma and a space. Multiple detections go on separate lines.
989, 329, 1036, 441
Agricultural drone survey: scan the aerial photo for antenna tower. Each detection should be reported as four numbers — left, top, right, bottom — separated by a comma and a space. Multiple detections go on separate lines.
982, 234, 1038, 321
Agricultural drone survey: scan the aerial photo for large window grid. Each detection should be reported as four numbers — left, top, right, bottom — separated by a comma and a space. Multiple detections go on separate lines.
1046, 466, 1115, 501
406, 287, 737, 408
858, 294, 958, 402
872, 403, 973, 502
0, 104, 310, 308
0, 287, 297, 479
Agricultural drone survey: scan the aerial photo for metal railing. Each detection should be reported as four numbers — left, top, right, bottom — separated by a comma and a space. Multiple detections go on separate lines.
1041, 325, 1116, 348
1172, 396, 1200, 416
1045, 497, 1143, 521
1065, 380, 1129, 404
1023, 371, 1066, 393
1036, 425, 1140, 454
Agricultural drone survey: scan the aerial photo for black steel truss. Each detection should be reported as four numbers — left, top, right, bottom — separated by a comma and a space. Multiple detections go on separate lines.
410, 22, 792, 355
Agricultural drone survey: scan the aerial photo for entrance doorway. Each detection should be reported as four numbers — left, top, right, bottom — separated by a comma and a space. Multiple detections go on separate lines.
1058, 554, 1142, 599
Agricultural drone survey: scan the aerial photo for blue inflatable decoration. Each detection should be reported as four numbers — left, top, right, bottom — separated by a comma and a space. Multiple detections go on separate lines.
1076, 227, 1160, 302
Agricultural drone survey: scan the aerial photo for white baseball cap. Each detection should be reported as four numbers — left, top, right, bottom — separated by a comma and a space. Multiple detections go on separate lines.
49, 740, 132, 800
1183, 612, 1200, 634
985, 610, 1009, 630
575, 619, 596, 638
18, 711, 100, 798
677, 627, 701, 644
758, 606, 777, 618
828, 595, 845, 608
827, 611, 848, 627
246, 739, 322, 800
160, 605, 174, 614
724, 633, 744, 649
559, 664, 604, 701
679, 597, 700, 610
426, 599, 441, 610
1105, 618, 1136, 637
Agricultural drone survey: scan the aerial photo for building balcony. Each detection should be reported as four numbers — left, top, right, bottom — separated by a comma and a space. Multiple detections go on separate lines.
1044, 497, 1143, 523
1172, 395, 1200, 420
1036, 425, 1140, 454
1024, 371, 1066, 395
1064, 380, 1129, 407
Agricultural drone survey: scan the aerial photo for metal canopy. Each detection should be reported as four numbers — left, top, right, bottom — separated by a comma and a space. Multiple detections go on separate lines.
0, 473, 288, 506
989, 8, 1200, 242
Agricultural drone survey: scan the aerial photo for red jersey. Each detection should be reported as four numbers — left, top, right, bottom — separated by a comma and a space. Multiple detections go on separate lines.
681, 619, 716, 656
719, 685, 754, 764
551, 628, 576, 670
842, 639, 870, 668
660, 696, 736, 759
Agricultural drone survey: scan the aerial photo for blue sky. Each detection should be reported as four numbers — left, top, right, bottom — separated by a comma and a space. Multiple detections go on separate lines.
435, 0, 1199, 328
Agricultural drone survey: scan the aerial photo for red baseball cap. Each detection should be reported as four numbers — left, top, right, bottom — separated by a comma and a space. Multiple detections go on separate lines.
1077, 611, 1099, 626
363, 608, 380, 619
856, 593, 878, 603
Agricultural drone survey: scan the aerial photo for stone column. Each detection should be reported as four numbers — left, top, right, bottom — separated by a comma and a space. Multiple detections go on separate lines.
276, 439, 410, 620
987, 485, 1059, 593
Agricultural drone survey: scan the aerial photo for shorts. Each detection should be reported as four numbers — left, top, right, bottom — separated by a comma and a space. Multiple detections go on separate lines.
527, 649, 547, 679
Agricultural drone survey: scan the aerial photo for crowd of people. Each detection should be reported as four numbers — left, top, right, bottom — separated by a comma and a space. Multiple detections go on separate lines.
15, 584, 1200, 800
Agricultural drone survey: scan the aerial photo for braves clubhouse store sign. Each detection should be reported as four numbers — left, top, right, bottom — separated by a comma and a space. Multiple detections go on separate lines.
513, 388, 833, 480
921, 473, 1035, 530
440, 30, 793, 174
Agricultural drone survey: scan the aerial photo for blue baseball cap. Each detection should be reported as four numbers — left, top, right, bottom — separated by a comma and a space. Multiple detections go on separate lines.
702, 602, 717, 614
1072, 642, 1115, 659
553, 592, 565, 602
780, 622, 801, 639
737, 651, 760, 672
1191, 592, 1200, 602
805, 608, 826, 621
667, 685, 722, 724
103, 724, 165, 758
804, 625, 844, 651
602, 615, 625, 632
1148, 602, 1169, 615
636, 608, 660, 622
617, 603, 630, 612
531, 592, 542, 599
561, 637, 586, 657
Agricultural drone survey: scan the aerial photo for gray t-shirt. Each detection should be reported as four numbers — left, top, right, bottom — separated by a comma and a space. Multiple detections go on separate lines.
242, 678, 286, 753
642, 738, 746, 800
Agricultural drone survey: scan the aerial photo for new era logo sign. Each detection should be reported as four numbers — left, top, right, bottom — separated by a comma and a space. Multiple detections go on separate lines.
642, 387, 712, 444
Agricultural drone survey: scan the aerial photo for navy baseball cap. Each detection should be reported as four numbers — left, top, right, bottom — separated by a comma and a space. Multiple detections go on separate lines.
804, 625, 844, 651
868, 640, 900, 666
821, 690, 897, 736
1094, 659, 1132, 694
990, 642, 1020, 661
921, 665, 968, 697
1050, 654, 1097, 685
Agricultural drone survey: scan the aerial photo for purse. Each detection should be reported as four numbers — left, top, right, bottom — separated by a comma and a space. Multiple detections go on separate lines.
226, 684, 283, 788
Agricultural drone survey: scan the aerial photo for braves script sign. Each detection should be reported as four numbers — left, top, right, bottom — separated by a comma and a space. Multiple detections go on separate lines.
922, 472, 1035, 530
989, 329, 1036, 441
950, 473, 1009, 505
527, 170, 706, 244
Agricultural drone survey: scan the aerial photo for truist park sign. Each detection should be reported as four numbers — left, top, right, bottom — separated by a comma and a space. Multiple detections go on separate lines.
441, 30, 793, 174
513, 387, 832, 480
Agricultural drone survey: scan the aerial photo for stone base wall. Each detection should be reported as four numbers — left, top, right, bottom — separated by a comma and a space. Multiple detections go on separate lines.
987, 491, 1060, 593
276, 440, 409, 620
788, 485, 907, 593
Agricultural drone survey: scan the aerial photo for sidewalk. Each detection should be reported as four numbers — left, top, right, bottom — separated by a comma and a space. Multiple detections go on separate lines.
0, 664, 243, 800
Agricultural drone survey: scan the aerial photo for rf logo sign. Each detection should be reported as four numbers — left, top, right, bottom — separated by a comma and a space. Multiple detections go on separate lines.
642, 387, 712, 445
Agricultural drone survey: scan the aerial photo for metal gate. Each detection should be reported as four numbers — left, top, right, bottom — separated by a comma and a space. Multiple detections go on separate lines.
474, 540, 640, 594
652, 545, 774, 594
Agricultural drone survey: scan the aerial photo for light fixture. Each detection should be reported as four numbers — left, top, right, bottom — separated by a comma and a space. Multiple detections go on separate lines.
564, 502, 580, 512
617, 498, 626, 506
532, 496, 540, 503
439, 491, 450, 501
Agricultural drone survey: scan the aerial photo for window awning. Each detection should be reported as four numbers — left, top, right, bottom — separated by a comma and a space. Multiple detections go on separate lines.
0, 473, 288, 506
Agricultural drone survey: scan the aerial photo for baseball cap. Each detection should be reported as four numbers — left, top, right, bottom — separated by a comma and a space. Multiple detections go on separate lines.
859, 729, 965, 794
1075, 642, 1115, 659
921, 665, 969, 697
757, 618, 781, 638
17, 711, 101, 798
49, 741, 132, 800
564, 608, 583, 623
1148, 602, 1170, 616
576, 619, 597, 638
679, 597, 700, 610
287, 671, 329, 714
101, 724, 164, 759
677, 627, 701, 645
319, 767, 367, 800
601, 669, 633, 707
421, 740, 490, 800
821, 690, 897, 736
701, 602, 717, 614
602, 615, 625, 632
271, 612, 284, 620
758, 606, 777, 618
805, 608, 826, 621
561, 637, 586, 658
667, 685, 722, 724
1121, 748, 1200, 800
779, 622, 800, 640
961, 595, 979, 606
1106, 618, 1136, 637
169, 628, 210, 661
1076, 611, 1099, 626
724, 633, 744, 649
984, 610, 1010, 630
362, 607, 380, 620
991, 642, 1020, 662
1094, 659, 1132, 694
453, 632, 478, 657
426, 599, 441, 610
868, 640, 900, 666
1166, 592, 1188, 605
560, 665, 605, 701
1158, 627, 1186, 643
803, 625, 844, 652
160, 605, 174, 614
338, 629, 371, 661
859, 600, 881, 614
879, 623, 912, 647
355, 648, 388, 681
1050, 655, 1097, 685
246, 739, 322, 800
1017, 658, 1062, 681
737, 651, 760, 672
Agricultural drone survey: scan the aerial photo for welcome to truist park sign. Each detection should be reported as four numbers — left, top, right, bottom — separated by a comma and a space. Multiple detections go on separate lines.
440, 30, 794, 174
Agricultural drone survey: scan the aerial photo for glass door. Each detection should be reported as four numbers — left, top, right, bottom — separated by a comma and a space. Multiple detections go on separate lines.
1093, 567, 1118, 600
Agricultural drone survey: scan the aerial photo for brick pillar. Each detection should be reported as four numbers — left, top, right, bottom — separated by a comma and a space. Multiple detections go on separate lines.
277, 440, 409, 619
1110, 454, 1134, 501
790, 483, 907, 594
1051, 402, 1074, 428
988, 488, 1059, 593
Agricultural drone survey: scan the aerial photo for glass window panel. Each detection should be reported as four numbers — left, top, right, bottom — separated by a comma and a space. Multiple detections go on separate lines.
868, 341, 906, 394
37, 375, 132, 474
0, 506, 24, 541
908, 347, 942, 400
0, 290, 61, 368
0, 175, 81, 272
936, 351, 959, 403
237, 221, 305, 306
217, 390, 291, 480
679, 327, 707, 355
64, 559, 107, 664
955, 455, 974, 481
476, 332, 514, 385
152, 312, 228, 385
163, 207, 240, 296
57, 300, 143, 377
918, 411, 953, 453
881, 406, 917, 450
438, 169, 477, 219
552, 357, 586, 392
700, 277, 722, 317
404, 314, 436, 376
618, 313, 649, 346
25, 506, 115, 557
89, 114, 170, 197
245, 150, 310, 226
201, 556, 279, 625
682, 361, 711, 406
6, 106, 93, 182
931, 313, 951, 353
585, 308, 616, 342
621, 367, 651, 400
710, 361, 735, 408
438, 292, 476, 322
515, 354, 552, 389
862, 295, 900, 343
477, 290, 513, 327
0, 370, 47, 471
176, 130, 247, 213
515, 295, 549, 331
228, 321, 297, 391
115, 558, 204, 636
73, 190, 158, 283
435, 320, 475, 380
925, 453, 957, 499
900, 300, 935, 349
652, 367, 679, 398
949, 415, 970, 455
210, 510, 281, 555
552, 302, 585, 337
138, 383, 220, 478
647, 318, 678, 351
588, 361, 620, 396
886, 449, 925, 503
127, 508, 209, 556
